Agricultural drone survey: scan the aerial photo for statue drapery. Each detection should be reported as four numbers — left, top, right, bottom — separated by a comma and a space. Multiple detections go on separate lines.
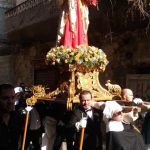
57, 0, 97, 48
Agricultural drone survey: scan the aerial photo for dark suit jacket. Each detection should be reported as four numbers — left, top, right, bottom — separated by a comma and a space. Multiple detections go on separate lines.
67, 105, 103, 150
0, 111, 23, 150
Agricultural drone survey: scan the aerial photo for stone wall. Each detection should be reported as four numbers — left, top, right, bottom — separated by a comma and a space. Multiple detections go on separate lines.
12, 42, 55, 86
13, 46, 36, 86
11, 29, 150, 89
95, 31, 150, 89
0, 55, 13, 84
0, 4, 15, 85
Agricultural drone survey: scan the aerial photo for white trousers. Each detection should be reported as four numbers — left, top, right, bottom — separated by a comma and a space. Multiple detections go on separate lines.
41, 116, 57, 150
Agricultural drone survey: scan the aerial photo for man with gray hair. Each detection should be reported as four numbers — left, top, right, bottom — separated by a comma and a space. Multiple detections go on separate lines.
122, 88, 134, 102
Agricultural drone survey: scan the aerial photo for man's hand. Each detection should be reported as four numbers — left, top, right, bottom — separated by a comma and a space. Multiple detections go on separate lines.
133, 98, 150, 111
75, 117, 87, 131
80, 117, 87, 128
133, 98, 143, 105
140, 103, 150, 111
25, 106, 33, 112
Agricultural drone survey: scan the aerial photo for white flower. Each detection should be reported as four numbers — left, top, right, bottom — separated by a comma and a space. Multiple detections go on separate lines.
56, 58, 60, 63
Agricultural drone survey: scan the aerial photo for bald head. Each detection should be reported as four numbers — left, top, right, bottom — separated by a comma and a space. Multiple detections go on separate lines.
122, 89, 134, 102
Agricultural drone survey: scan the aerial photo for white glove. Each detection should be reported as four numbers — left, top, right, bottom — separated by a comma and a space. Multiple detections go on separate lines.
75, 117, 87, 131
80, 117, 87, 128
75, 122, 81, 131
133, 98, 143, 104
25, 106, 33, 112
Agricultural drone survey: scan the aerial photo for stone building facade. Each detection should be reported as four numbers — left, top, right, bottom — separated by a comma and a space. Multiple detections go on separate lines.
0, 0, 15, 84
2, 0, 150, 99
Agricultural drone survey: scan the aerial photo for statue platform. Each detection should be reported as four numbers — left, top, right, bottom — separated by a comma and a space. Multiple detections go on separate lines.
26, 45, 121, 110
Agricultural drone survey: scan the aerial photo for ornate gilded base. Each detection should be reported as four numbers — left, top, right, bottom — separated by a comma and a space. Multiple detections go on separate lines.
67, 70, 121, 110
26, 66, 121, 110
76, 71, 117, 100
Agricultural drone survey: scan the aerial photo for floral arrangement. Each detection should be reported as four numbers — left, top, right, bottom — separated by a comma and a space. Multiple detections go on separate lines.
46, 45, 109, 72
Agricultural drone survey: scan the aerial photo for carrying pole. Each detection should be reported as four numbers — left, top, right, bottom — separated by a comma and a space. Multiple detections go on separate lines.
21, 110, 30, 150
79, 127, 85, 150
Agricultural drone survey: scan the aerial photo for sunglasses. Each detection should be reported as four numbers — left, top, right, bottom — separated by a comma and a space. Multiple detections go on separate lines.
113, 111, 122, 116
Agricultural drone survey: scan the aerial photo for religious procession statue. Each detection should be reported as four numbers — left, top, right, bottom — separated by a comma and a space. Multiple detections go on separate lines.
22, 1, 150, 150
24, 0, 122, 111
26, 0, 122, 110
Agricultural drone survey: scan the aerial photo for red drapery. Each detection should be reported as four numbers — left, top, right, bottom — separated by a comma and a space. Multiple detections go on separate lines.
57, 0, 97, 48
86, 0, 97, 6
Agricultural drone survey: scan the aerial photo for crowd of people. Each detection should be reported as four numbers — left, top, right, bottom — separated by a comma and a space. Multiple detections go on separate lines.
0, 83, 150, 150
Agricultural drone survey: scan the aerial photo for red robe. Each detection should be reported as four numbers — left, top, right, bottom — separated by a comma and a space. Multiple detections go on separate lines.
57, 0, 97, 48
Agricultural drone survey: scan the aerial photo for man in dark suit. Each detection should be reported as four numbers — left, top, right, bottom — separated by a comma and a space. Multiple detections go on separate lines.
67, 90, 105, 150
0, 84, 23, 150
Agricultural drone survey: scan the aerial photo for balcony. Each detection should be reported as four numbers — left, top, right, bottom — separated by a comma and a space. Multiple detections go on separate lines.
5, 0, 61, 42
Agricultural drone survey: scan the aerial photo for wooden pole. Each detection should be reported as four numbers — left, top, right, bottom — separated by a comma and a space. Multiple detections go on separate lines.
79, 127, 85, 150
21, 111, 29, 150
